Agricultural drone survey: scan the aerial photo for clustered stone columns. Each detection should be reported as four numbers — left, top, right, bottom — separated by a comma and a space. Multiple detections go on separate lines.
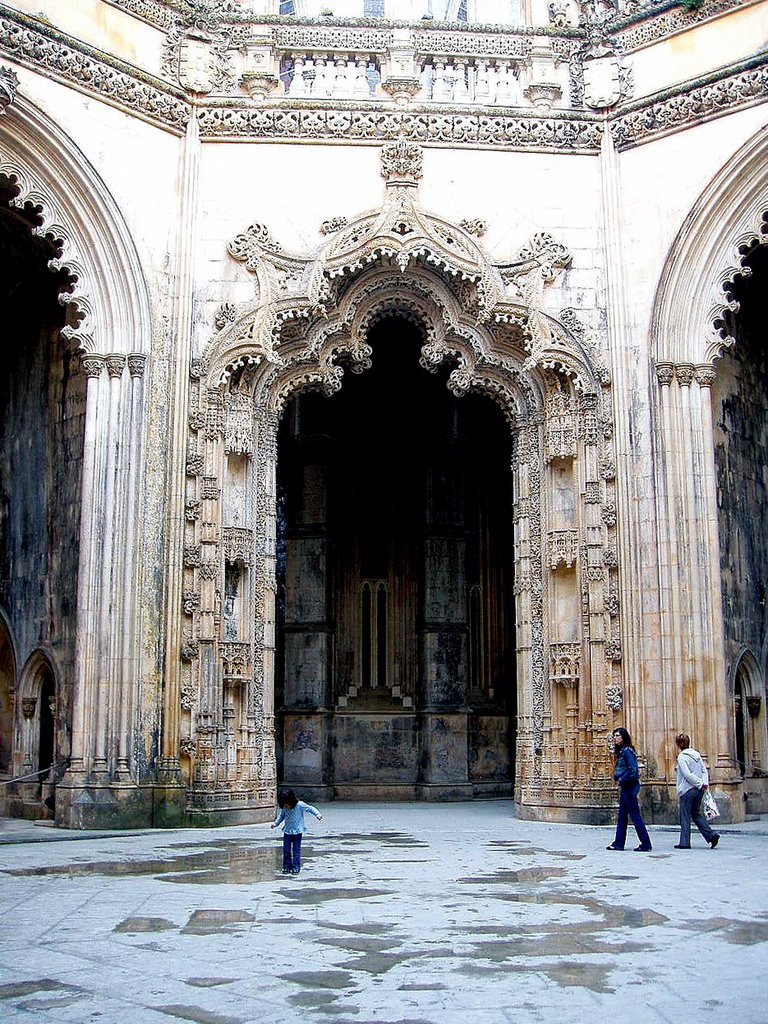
655, 360, 732, 779
65, 352, 147, 807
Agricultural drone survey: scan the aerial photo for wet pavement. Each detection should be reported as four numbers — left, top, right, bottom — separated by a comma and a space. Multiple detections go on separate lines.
0, 802, 766, 1023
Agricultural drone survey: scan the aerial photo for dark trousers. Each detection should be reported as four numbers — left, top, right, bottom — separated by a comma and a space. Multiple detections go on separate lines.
613, 783, 652, 849
282, 832, 303, 872
679, 788, 716, 846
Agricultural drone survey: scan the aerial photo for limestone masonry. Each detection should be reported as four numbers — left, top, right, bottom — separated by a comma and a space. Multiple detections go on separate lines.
0, 0, 766, 829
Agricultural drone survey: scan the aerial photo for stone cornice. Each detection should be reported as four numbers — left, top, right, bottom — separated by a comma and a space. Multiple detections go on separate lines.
611, 53, 768, 150
0, 3, 189, 134
103, 0, 177, 30
613, 0, 759, 54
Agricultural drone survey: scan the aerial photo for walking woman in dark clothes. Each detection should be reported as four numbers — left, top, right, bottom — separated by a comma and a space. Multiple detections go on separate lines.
606, 727, 653, 852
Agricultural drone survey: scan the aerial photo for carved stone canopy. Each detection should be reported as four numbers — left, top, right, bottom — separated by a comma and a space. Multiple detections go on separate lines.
216, 138, 593, 391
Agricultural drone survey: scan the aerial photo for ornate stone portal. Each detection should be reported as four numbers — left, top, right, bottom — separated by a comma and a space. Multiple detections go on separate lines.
179, 138, 621, 820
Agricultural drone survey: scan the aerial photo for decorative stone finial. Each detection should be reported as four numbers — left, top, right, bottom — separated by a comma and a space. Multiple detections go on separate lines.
0, 66, 19, 114
380, 137, 423, 185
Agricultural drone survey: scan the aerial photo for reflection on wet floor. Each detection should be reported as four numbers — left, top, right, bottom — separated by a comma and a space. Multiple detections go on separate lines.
184, 979, 238, 988
0, 979, 85, 1000
182, 910, 255, 934
152, 1002, 243, 1024
5, 844, 281, 884
114, 916, 177, 932
458, 867, 568, 883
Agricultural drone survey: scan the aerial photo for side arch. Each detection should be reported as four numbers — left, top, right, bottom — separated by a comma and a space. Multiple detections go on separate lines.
0, 93, 152, 354
651, 125, 768, 367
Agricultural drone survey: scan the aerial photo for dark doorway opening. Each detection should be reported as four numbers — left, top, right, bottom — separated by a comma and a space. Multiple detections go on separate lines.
275, 314, 516, 798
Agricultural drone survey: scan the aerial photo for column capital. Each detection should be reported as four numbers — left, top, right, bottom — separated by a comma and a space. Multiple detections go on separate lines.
694, 363, 717, 389
675, 363, 695, 387
127, 353, 148, 379
81, 353, 106, 379
106, 354, 127, 379
655, 361, 675, 388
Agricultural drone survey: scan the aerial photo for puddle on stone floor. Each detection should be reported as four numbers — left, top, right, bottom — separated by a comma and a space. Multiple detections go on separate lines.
182, 909, 255, 934
277, 886, 394, 905
185, 978, 239, 988
335, 951, 406, 976
520, 959, 615, 993
318, 935, 402, 954
279, 970, 357, 990
724, 920, 768, 944
458, 867, 567, 884
317, 920, 394, 936
467, 934, 649, 961
13, 995, 84, 1011
288, 990, 341, 1008
398, 981, 449, 991
0, 979, 84, 1000
486, 843, 585, 862
5, 845, 281, 884
153, 1003, 243, 1024
594, 874, 640, 881
114, 916, 177, 933
479, 889, 669, 931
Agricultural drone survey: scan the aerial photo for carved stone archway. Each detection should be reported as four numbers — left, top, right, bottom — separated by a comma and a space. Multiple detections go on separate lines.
178, 139, 621, 822
0, 83, 153, 825
651, 126, 768, 808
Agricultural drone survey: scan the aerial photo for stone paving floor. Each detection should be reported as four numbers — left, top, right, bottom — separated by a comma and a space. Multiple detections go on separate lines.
0, 802, 767, 1024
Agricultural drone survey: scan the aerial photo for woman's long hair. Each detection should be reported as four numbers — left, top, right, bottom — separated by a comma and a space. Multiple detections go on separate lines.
612, 727, 634, 754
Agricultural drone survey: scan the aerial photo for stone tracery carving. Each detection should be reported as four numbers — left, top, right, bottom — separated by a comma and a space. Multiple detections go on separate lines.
181, 137, 619, 814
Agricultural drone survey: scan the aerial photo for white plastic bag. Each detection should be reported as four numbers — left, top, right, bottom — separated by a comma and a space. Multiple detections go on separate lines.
702, 789, 720, 821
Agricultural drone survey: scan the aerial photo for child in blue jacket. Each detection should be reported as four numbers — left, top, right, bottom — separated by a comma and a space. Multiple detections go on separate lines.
271, 789, 323, 874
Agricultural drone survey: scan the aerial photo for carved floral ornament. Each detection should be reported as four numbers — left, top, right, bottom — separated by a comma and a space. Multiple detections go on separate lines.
211, 139, 604, 399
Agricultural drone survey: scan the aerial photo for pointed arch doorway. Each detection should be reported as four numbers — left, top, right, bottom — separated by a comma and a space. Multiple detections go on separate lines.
276, 313, 516, 799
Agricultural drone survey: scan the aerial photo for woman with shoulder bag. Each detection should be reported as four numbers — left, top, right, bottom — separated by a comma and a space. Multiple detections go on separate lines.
674, 733, 720, 850
606, 727, 653, 852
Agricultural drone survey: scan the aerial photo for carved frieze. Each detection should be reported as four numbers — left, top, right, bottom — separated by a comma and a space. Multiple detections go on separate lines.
611, 58, 768, 150
0, 16, 189, 133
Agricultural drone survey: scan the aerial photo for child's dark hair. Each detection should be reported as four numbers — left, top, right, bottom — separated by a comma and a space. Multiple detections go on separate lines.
277, 788, 298, 809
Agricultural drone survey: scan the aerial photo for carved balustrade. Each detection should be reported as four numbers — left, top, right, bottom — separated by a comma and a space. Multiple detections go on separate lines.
416, 58, 525, 106
243, 22, 567, 110
280, 52, 381, 99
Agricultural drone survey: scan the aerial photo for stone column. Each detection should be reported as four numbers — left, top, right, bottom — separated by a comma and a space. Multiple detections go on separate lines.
693, 364, 730, 772
598, 123, 661, 752
655, 361, 681, 748
93, 354, 126, 777
116, 354, 147, 779
675, 362, 709, 747
69, 354, 107, 776
159, 107, 201, 787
